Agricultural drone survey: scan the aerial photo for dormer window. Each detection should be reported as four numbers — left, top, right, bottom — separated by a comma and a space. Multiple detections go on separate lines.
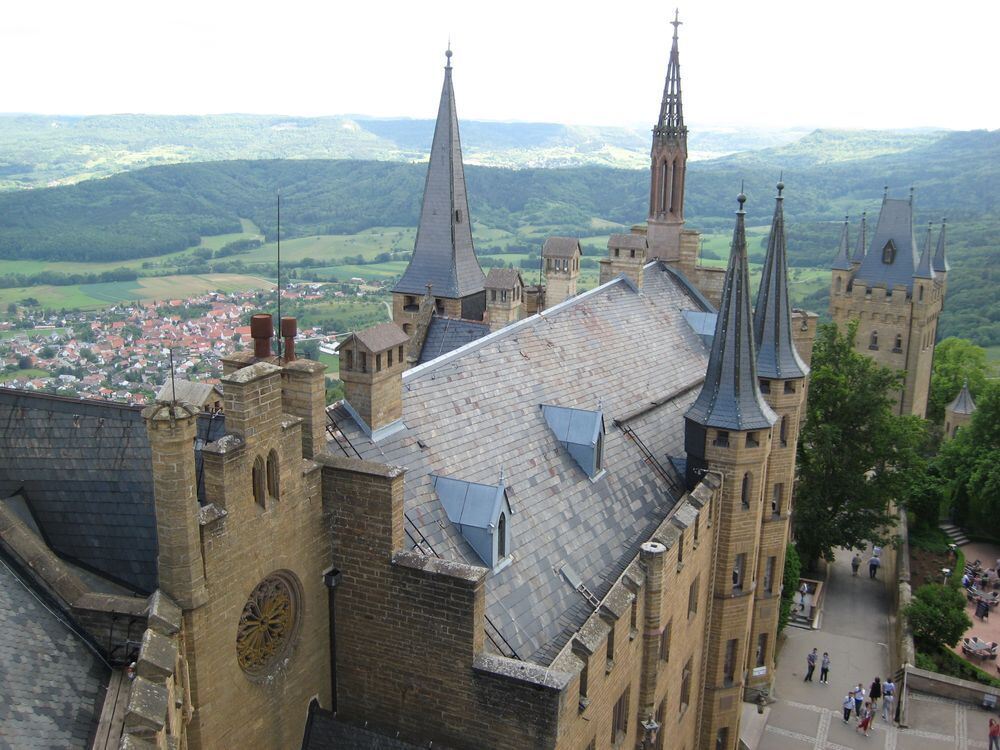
541, 403, 606, 479
432, 473, 513, 571
497, 513, 507, 559
881, 240, 896, 264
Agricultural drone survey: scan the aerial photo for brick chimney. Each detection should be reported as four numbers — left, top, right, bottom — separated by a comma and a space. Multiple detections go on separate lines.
339, 322, 410, 439
599, 233, 647, 289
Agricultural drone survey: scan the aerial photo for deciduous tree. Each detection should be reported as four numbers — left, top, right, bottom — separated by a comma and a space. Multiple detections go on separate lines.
928, 337, 988, 424
904, 583, 971, 650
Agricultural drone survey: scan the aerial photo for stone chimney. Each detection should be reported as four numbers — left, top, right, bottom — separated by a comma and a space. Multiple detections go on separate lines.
339, 322, 410, 439
599, 233, 647, 289
542, 237, 581, 307
484, 268, 525, 331
142, 401, 208, 609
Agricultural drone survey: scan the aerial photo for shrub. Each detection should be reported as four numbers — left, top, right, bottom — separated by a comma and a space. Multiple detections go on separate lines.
778, 543, 802, 634
904, 583, 972, 650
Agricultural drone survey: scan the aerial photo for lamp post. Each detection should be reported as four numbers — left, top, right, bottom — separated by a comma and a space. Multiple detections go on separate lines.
942, 567, 952, 585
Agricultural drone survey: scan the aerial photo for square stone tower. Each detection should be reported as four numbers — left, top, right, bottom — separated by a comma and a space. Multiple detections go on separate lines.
599, 233, 647, 288
542, 237, 582, 307
485, 267, 525, 331
339, 321, 409, 438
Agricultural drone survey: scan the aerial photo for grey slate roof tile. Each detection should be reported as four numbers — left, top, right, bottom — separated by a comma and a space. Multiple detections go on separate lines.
853, 197, 921, 293
334, 263, 711, 664
0, 559, 109, 749
541, 236, 582, 258
416, 316, 490, 364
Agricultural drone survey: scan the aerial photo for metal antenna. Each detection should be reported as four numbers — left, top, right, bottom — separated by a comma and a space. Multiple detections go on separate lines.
276, 192, 282, 358
168, 348, 177, 406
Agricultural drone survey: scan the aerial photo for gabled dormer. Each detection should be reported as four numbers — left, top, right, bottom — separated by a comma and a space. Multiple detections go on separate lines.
432, 473, 513, 570
541, 403, 606, 480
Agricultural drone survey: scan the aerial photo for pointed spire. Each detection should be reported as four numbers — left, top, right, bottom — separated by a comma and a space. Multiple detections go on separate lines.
686, 192, 777, 431
754, 181, 809, 381
851, 211, 867, 265
654, 10, 686, 138
933, 218, 950, 272
948, 379, 977, 415
914, 222, 935, 280
831, 216, 852, 271
392, 47, 485, 300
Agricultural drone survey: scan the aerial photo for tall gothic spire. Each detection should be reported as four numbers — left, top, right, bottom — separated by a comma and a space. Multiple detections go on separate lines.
686, 193, 777, 431
933, 218, 950, 272
654, 10, 687, 139
392, 47, 485, 300
851, 211, 867, 266
914, 222, 935, 280
830, 217, 852, 271
753, 181, 809, 381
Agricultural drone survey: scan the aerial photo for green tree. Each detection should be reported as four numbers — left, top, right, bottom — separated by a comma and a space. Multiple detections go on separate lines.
6, 302, 17, 316
778, 543, 801, 634
794, 321, 928, 566
928, 338, 988, 424
936, 381, 1000, 534
904, 583, 971, 650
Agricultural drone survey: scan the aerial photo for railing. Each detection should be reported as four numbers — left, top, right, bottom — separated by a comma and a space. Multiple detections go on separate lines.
614, 421, 684, 497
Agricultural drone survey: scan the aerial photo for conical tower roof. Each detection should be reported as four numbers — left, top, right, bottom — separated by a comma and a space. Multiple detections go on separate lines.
830, 217, 852, 271
654, 11, 687, 139
933, 218, 951, 272
851, 212, 867, 265
753, 182, 809, 380
914, 222, 935, 280
393, 49, 485, 299
686, 193, 777, 431
948, 380, 977, 415
854, 195, 920, 293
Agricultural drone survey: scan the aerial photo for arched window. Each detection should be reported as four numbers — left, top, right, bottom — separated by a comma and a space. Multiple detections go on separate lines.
919, 285, 924, 302
497, 513, 507, 559
741, 473, 751, 508
252, 456, 266, 507
869, 331, 879, 350
266, 449, 279, 500
835, 277, 842, 294
670, 158, 682, 213
659, 161, 668, 214
779, 416, 788, 447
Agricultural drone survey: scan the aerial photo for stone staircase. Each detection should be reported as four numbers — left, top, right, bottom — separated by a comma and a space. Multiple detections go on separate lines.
940, 522, 970, 546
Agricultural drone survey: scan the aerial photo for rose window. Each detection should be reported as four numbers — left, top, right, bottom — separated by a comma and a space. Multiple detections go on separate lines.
235, 572, 301, 676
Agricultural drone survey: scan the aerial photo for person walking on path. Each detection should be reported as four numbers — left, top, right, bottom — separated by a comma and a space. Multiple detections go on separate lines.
882, 677, 895, 721
869, 676, 882, 710
868, 555, 881, 579
843, 691, 856, 723
804, 648, 818, 681
851, 553, 862, 576
857, 701, 874, 736
819, 652, 831, 683
989, 717, 1000, 750
854, 684, 866, 716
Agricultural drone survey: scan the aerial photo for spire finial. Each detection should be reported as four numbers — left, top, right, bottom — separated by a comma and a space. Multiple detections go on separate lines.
909, 185, 915, 204
445, 40, 452, 68
737, 182, 746, 210
777, 172, 784, 196
883, 185, 889, 199
671, 8, 681, 36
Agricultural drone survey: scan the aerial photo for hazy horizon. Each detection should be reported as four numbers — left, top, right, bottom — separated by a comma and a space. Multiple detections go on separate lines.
3, 0, 997, 131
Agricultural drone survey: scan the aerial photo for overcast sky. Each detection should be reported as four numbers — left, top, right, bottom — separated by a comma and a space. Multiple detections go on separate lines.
3, 0, 996, 130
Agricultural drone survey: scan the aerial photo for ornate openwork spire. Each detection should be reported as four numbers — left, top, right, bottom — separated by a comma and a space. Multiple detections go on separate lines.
914, 222, 935, 280
830, 216, 852, 271
851, 211, 867, 265
933, 218, 950, 273
392, 48, 485, 300
654, 10, 686, 139
753, 181, 809, 381
686, 192, 777, 431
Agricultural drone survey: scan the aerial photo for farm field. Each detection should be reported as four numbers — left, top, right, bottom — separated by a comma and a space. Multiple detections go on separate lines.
0, 327, 69, 340
0, 273, 274, 311
0, 368, 49, 383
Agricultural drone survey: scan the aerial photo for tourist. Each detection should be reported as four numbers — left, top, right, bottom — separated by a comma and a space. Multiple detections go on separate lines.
852, 553, 862, 576
820, 652, 831, 684
882, 677, 895, 722
964, 572, 973, 588
857, 701, 874, 736
843, 691, 855, 723
804, 648, 817, 682
873, 545, 882, 558
854, 684, 866, 716
990, 717, 1000, 750
868, 555, 881, 579
869, 676, 882, 710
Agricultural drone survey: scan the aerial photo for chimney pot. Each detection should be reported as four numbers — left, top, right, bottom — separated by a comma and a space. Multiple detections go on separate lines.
250, 314, 273, 359
280, 317, 297, 361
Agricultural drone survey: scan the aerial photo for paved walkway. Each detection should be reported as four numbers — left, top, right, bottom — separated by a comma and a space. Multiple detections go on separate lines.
758, 545, 990, 749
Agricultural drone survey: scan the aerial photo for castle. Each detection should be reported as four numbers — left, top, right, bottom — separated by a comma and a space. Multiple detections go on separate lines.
0, 17, 820, 750
828, 192, 950, 417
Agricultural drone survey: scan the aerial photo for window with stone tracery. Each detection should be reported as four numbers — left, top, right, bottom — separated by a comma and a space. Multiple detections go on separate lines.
236, 571, 302, 678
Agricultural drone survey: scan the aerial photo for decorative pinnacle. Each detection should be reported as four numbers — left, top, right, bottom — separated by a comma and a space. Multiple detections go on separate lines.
776, 174, 784, 197
737, 184, 746, 210
672, 8, 681, 36
884, 185, 889, 199
445, 41, 452, 68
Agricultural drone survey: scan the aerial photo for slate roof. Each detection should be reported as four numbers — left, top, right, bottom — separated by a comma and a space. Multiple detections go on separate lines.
154, 379, 221, 406
830, 218, 852, 271
301, 703, 422, 750
851, 212, 868, 265
0, 553, 109, 749
416, 316, 490, 364
485, 267, 523, 289
332, 261, 713, 664
541, 236, 581, 258
392, 52, 485, 300
947, 381, 977, 415
687, 197, 777, 431
933, 218, 950, 272
753, 184, 809, 381
351, 322, 410, 353
654, 12, 686, 138
0, 390, 225, 593
853, 197, 920, 293
914, 223, 936, 280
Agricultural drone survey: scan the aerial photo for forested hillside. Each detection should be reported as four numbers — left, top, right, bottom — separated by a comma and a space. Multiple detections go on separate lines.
0, 128, 995, 343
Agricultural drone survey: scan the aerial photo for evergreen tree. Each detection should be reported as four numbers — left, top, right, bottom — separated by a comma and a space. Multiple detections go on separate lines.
794, 320, 928, 566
